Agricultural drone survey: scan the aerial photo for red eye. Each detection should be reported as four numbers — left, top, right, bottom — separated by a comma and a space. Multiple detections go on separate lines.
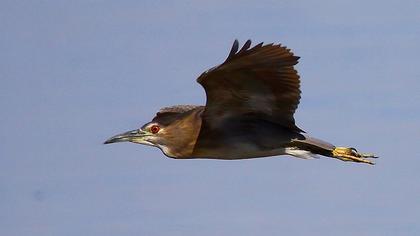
150, 125, 160, 134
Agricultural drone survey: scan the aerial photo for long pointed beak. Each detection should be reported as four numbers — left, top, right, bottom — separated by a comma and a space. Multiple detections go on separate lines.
104, 129, 147, 144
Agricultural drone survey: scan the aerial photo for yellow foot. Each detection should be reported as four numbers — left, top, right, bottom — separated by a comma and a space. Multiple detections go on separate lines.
332, 147, 377, 165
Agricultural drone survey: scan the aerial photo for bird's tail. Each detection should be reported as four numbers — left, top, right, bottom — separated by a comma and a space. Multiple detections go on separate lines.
290, 135, 377, 165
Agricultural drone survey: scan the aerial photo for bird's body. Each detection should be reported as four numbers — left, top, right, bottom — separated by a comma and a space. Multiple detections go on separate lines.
141, 105, 334, 160
105, 40, 376, 164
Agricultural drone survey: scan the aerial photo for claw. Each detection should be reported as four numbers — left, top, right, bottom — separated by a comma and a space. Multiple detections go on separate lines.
332, 147, 377, 165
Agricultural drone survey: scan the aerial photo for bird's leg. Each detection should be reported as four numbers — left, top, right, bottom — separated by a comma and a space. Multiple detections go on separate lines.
331, 147, 377, 165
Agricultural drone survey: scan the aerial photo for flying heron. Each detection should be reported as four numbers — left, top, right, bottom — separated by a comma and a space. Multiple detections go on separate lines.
104, 40, 377, 164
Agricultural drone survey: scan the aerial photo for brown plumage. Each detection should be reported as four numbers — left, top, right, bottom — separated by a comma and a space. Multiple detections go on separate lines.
105, 40, 377, 164
198, 40, 302, 132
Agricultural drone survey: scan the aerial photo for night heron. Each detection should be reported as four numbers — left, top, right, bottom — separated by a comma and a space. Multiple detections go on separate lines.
105, 40, 377, 164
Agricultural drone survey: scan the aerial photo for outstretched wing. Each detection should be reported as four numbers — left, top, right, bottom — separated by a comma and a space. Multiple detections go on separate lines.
197, 39, 303, 132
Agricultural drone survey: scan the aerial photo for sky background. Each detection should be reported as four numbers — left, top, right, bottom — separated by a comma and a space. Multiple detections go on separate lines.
1, 0, 420, 235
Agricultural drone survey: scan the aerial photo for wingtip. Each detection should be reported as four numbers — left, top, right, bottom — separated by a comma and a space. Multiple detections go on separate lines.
226, 39, 240, 62
232, 39, 239, 52
238, 39, 252, 53
244, 39, 252, 48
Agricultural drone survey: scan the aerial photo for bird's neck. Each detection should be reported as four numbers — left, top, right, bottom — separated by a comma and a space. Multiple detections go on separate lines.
160, 108, 203, 158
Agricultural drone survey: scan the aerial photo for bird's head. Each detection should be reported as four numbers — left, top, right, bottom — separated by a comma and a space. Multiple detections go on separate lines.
104, 106, 202, 158
104, 121, 166, 147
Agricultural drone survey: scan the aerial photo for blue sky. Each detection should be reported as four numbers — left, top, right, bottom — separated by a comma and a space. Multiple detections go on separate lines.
1, 0, 419, 235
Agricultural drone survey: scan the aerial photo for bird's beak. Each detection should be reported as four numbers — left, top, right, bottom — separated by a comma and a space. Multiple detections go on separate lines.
104, 129, 148, 144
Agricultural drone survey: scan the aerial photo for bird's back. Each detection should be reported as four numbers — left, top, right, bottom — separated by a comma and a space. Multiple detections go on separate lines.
191, 115, 305, 159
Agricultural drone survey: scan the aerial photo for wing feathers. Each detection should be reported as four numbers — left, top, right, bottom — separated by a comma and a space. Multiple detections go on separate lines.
239, 39, 252, 53
226, 39, 239, 62
197, 40, 303, 132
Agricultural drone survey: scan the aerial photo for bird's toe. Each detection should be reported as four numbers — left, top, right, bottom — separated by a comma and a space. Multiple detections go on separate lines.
332, 147, 376, 165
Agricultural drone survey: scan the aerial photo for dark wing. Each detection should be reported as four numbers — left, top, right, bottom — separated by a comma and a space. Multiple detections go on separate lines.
197, 39, 303, 132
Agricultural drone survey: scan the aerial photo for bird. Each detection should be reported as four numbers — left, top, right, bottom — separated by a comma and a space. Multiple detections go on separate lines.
104, 39, 377, 164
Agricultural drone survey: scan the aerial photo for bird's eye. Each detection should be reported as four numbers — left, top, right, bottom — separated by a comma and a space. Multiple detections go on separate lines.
150, 125, 160, 134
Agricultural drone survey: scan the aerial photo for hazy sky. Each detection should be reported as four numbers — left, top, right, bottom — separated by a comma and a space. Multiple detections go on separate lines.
1, 1, 420, 235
